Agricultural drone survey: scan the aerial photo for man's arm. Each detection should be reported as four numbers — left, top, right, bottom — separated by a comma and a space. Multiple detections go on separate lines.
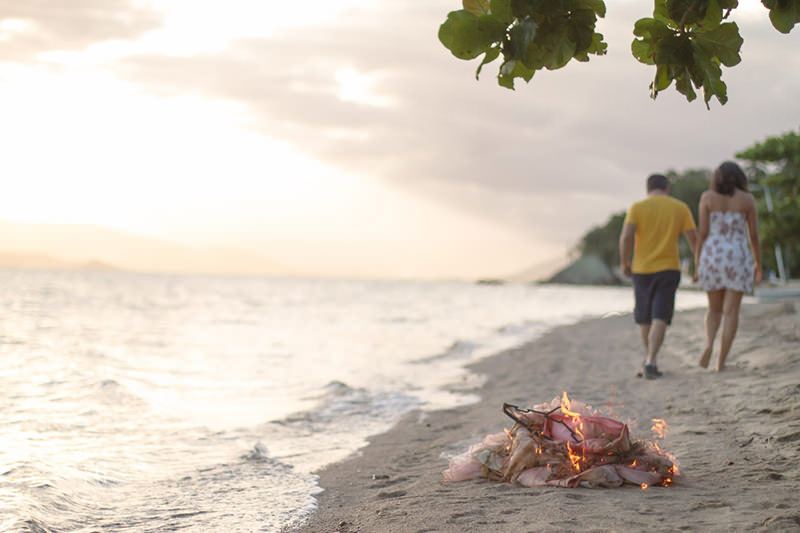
683, 228, 698, 280
619, 222, 636, 278
683, 228, 697, 253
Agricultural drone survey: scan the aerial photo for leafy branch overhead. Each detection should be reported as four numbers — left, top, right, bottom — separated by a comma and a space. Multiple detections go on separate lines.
438, 0, 609, 90
438, 0, 800, 107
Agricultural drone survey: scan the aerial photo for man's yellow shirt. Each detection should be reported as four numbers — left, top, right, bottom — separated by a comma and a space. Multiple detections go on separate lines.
624, 195, 696, 274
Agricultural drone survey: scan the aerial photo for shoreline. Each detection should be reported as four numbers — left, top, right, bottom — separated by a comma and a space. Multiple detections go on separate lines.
289, 300, 800, 532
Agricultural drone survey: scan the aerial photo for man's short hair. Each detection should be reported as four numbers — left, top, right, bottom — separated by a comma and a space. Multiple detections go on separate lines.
646, 174, 669, 192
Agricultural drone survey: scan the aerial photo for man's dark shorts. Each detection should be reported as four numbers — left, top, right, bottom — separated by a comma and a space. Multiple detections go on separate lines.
632, 270, 681, 325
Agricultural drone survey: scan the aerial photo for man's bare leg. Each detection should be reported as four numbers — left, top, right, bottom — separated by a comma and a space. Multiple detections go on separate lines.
638, 323, 650, 358
646, 319, 668, 365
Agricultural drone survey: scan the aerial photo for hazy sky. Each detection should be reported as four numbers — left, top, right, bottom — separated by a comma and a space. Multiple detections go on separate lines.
1, 1, 798, 279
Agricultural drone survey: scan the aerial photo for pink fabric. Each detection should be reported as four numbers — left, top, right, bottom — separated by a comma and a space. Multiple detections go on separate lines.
442, 399, 677, 489
543, 413, 631, 454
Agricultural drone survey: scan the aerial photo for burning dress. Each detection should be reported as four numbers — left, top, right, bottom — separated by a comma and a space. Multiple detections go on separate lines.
443, 395, 677, 489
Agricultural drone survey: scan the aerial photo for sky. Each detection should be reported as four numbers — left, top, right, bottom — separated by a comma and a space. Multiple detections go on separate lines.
0, 0, 798, 280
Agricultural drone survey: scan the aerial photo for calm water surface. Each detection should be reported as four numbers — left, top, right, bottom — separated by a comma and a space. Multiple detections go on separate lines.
0, 269, 707, 531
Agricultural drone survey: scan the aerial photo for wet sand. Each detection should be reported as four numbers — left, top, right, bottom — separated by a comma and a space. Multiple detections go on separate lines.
290, 300, 800, 532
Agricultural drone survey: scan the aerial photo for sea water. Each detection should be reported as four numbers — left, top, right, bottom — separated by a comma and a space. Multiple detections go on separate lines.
0, 269, 707, 532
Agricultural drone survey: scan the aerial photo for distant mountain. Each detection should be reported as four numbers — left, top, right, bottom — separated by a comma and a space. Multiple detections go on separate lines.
504, 254, 571, 283
545, 254, 621, 285
0, 220, 293, 276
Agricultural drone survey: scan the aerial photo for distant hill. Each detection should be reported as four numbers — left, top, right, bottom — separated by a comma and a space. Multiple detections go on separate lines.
0, 220, 293, 276
504, 254, 571, 283
546, 254, 621, 285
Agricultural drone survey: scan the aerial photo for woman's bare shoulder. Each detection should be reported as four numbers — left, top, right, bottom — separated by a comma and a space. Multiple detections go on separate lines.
699, 189, 715, 201
699, 189, 720, 207
734, 189, 757, 204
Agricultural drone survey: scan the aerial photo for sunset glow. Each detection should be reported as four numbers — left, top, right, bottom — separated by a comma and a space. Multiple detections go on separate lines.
1, 1, 798, 278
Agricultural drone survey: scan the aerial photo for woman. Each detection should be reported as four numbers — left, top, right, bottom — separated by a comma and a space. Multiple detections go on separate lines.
694, 161, 762, 371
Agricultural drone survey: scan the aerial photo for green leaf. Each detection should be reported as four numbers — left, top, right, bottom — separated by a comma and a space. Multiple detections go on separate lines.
674, 69, 698, 101
654, 64, 673, 91
764, 0, 800, 33
700, 0, 723, 29
497, 58, 536, 88
573, 0, 607, 17
526, 18, 576, 70
632, 38, 655, 64
708, 77, 727, 105
633, 17, 675, 41
463, 0, 490, 15
587, 31, 608, 55
632, 18, 676, 66
568, 8, 599, 52
692, 22, 742, 66
438, 10, 507, 60
490, 0, 515, 24
575, 32, 606, 60
544, 31, 578, 69
506, 16, 538, 60
476, 47, 501, 79
666, 0, 705, 27
654, 33, 693, 64
690, 42, 726, 106
653, 0, 673, 25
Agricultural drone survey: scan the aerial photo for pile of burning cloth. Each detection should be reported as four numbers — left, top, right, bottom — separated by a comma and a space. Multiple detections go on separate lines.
443, 395, 676, 489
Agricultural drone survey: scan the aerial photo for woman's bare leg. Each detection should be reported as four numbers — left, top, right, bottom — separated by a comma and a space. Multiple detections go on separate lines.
717, 290, 744, 371
701, 290, 724, 368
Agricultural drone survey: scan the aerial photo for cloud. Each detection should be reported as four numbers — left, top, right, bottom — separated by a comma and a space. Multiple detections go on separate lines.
6, 0, 800, 253
0, 0, 163, 62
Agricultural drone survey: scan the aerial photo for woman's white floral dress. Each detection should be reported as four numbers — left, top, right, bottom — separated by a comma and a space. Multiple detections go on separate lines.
697, 211, 754, 293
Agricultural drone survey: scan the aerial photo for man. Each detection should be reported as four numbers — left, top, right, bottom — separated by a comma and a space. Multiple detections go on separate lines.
619, 174, 697, 380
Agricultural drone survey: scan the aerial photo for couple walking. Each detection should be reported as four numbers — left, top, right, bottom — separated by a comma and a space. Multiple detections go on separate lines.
619, 162, 762, 379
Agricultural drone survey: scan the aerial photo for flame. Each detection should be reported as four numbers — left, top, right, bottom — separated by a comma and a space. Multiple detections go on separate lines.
561, 392, 588, 472
566, 442, 584, 472
561, 391, 573, 412
559, 392, 586, 439
651, 418, 668, 439
641, 483, 649, 491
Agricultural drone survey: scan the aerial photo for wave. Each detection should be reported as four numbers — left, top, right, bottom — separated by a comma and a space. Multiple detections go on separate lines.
286, 380, 422, 428
412, 339, 480, 363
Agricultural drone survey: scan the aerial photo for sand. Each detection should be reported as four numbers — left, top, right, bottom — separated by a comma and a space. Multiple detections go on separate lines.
289, 299, 800, 533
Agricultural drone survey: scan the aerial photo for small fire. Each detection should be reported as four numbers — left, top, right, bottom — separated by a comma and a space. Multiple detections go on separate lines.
561, 392, 588, 473
560, 392, 586, 436
641, 483, 649, 491
566, 442, 584, 472
651, 418, 668, 439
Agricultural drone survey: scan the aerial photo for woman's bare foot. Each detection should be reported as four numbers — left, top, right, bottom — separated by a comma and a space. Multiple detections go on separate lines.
699, 347, 712, 368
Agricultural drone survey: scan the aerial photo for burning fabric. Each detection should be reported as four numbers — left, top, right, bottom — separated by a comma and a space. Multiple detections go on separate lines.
443, 394, 677, 489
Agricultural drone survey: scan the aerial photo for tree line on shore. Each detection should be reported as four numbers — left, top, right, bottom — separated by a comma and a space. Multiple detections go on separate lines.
574, 129, 800, 281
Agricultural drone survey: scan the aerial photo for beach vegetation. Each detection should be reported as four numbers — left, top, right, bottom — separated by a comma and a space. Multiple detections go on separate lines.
736, 129, 800, 278
438, 0, 799, 107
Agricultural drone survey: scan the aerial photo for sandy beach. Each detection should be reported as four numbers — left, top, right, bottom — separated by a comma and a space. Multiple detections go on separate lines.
289, 298, 800, 533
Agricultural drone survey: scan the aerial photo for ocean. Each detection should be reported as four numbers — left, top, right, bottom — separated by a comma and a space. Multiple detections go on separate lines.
0, 269, 707, 532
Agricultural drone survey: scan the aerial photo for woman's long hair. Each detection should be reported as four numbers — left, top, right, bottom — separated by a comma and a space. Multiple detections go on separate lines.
713, 161, 747, 196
